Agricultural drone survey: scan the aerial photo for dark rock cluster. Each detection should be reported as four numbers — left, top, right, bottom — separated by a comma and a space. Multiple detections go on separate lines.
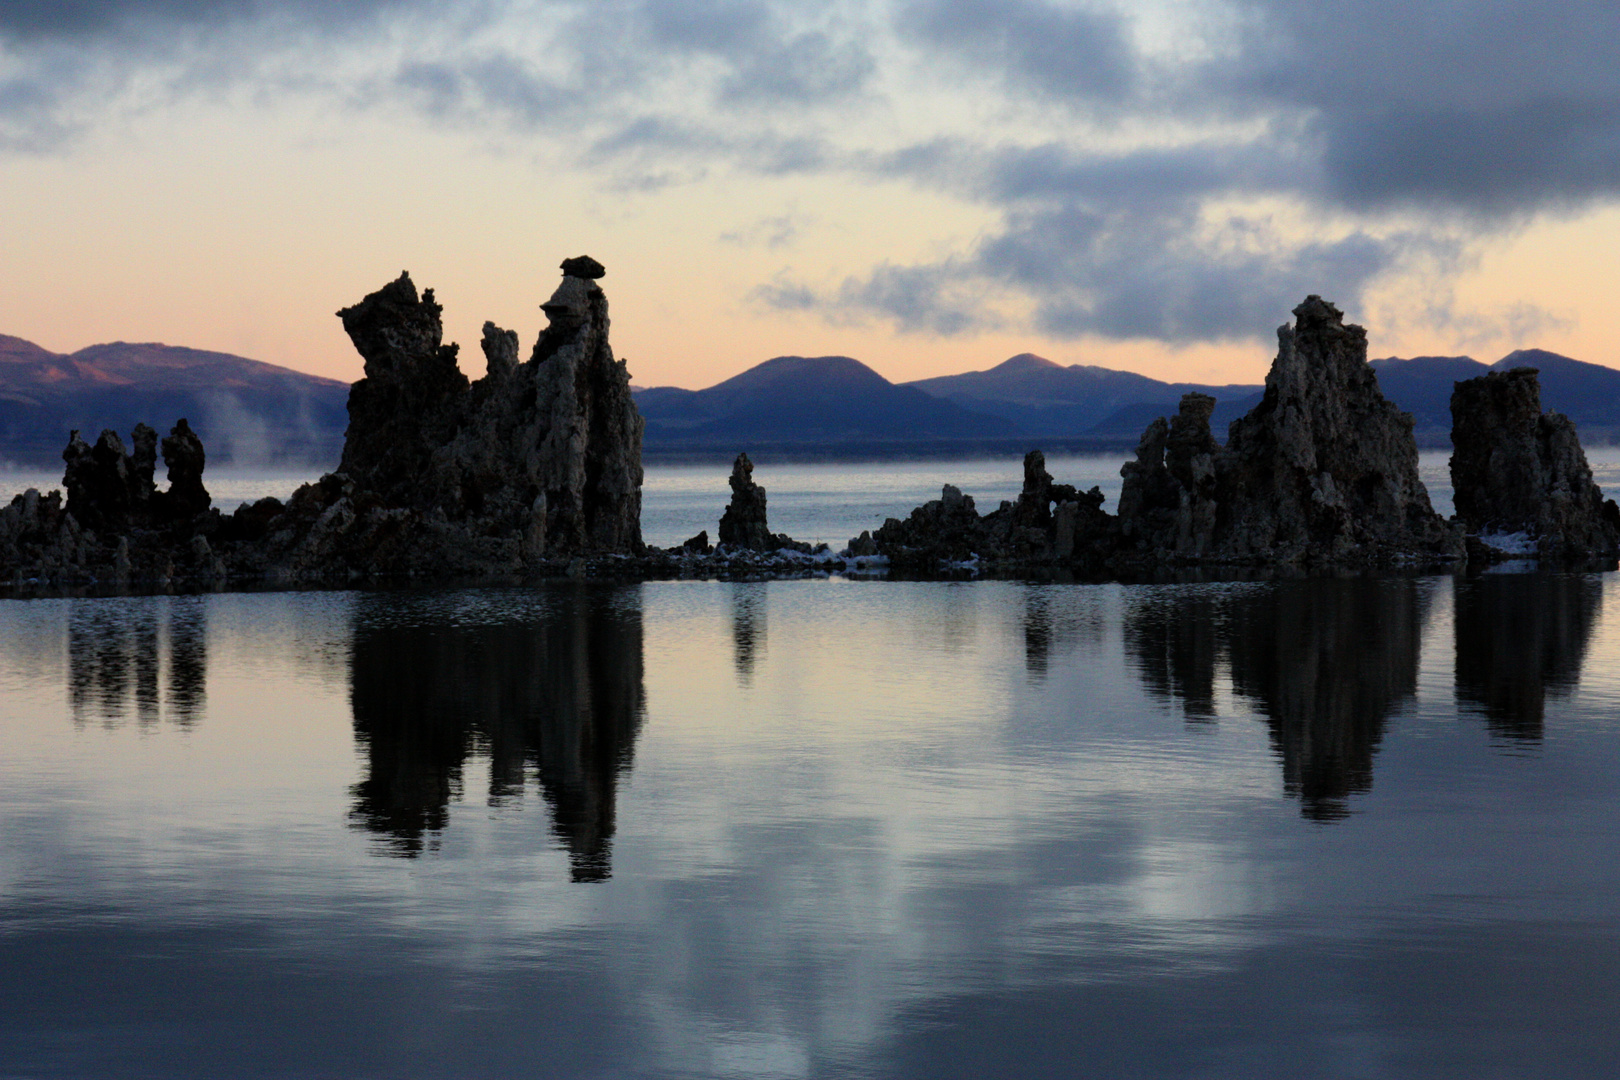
4, 258, 647, 586
717, 453, 773, 551
871, 297, 1611, 573
2, 419, 226, 584
1450, 367, 1620, 560
1118, 297, 1455, 564
262, 260, 644, 577
5, 287, 1617, 589
871, 450, 1113, 570
60, 419, 209, 534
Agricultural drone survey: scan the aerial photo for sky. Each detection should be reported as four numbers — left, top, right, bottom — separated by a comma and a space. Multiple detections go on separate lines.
3, 0, 1619, 390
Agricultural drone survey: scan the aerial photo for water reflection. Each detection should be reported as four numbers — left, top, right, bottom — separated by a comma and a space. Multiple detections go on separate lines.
1125, 579, 1429, 819
1021, 587, 1106, 681
731, 581, 766, 685
67, 596, 208, 727
347, 585, 647, 880
1121, 588, 1223, 720
1455, 573, 1602, 740
1227, 579, 1426, 820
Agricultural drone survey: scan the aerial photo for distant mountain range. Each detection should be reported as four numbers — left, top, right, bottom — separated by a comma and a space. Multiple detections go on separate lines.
1369, 349, 1620, 443
0, 335, 348, 467
5, 330, 1618, 468
903, 353, 1266, 441
638, 347, 1620, 456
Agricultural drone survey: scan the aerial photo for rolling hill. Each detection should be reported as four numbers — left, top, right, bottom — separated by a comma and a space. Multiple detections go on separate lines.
0, 335, 350, 467
636, 355, 1020, 453
901, 353, 1266, 437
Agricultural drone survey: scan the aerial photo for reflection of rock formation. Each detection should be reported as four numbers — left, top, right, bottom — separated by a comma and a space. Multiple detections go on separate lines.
1123, 589, 1222, 720
348, 585, 646, 880
1021, 586, 1107, 682
1227, 579, 1426, 820
1023, 590, 1052, 679
1455, 574, 1601, 740
730, 582, 766, 684
1123, 579, 1428, 819
67, 596, 207, 726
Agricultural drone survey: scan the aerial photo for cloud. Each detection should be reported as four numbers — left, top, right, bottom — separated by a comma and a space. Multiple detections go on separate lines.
895, 0, 1135, 103
0, 0, 412, 42
4, 0, 1620, 346
720, 213, 808, 249
1211, 0, 1620, 214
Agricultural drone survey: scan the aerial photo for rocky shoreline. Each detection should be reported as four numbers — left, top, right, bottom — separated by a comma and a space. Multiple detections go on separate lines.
4, 264, 1617, 593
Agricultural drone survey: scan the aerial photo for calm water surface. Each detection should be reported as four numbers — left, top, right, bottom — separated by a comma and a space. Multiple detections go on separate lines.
3, 573, 1620, 1078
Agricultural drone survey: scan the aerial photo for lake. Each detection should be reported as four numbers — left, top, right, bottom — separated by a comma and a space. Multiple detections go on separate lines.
4, 571, 1620, 1077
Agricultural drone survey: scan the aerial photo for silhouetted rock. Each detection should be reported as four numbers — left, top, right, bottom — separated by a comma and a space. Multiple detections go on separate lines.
250, 259, 644, 578
560, 255, 606, 279
336, 273, 470, 507
53, 420, 210, 553
681, 529, 712, 553
159, 419, 210, 519
718, 453, 773, 551
129, 424, 157, 513
875, 456, 1114, 569
1113, 298, 1457, 565
874, 484, 991, 565
872, 298, 1464, 575
847, 530, 878, 557
1450, 367, 1620, 560
1215, 297, 1455, 563
1118, 393, 1221, 558
62, 429, 130, 533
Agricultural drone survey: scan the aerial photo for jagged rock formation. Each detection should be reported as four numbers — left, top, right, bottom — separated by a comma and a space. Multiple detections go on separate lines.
1450, 367, 1620, 560
3, 259, 647, 586
874, 298, 1465, 572
1215, 297, 1453, 561
2, 418, 222, 584
718, 453, 772, 551
231, 259, 645, 577
715, 452, 809, 553
60, 419, 211, 533
14, 290, 1616, 588
1116, 297, 1456, 564
874, 483, 991, 565
873, 451, 1114, 569
161, 419, 210, 519
1117, 394, 1221, 558
335, 274, 470, 507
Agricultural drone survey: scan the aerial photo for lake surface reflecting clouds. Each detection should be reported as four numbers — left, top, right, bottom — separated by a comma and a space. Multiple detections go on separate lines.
4, 574, 1620, 1078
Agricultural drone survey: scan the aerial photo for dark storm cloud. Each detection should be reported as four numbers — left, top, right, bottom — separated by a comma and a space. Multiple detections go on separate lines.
1210, 0, 1620, 213
896, 0, 1134, 102
765, 205, 1408, 343
0, 0, 408, 40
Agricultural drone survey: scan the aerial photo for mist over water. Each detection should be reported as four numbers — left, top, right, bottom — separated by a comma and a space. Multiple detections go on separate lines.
4, 574, 1620, 1077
